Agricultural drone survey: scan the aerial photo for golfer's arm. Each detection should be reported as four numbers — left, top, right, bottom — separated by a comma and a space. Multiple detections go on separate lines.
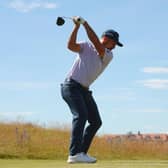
83, 22, 105, 57
67, 25, 81, 52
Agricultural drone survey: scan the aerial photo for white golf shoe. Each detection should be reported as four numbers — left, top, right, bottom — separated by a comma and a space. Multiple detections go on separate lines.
67, 153, 97, 163
84, 153, 97, 162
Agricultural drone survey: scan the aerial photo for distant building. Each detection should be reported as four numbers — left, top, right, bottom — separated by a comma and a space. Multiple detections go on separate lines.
104, 132, 168, 143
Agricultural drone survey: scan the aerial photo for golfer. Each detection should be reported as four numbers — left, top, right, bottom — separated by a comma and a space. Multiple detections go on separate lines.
61, 16, 123, 163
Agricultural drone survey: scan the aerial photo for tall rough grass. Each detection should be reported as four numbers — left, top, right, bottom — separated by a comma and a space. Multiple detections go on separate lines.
0, 122, 69, 159
0, 122, 168, 160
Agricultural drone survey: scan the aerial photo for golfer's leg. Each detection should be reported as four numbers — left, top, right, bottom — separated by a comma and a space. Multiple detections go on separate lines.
61, 85, 88, 156
81, 91, 102, 153
70, 107, 87, 155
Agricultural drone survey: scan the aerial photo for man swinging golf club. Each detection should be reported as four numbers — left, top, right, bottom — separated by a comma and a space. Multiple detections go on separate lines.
61, 16, 123, 163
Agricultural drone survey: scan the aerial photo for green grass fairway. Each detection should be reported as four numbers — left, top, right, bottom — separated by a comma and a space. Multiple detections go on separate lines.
1, 159, 168, 168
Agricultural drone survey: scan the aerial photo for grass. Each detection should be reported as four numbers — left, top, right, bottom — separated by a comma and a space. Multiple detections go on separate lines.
1, 159, 168, 168
1, 122, 168, 160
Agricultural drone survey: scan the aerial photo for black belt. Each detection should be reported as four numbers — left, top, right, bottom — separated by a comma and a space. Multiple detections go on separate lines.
65, 78, 89, 90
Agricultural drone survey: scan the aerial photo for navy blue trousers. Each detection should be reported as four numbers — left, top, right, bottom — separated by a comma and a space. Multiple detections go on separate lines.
61, 79, 102, 156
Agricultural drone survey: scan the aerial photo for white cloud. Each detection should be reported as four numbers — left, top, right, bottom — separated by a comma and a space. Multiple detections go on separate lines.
134, 108, 168, 113
8, 0, 58, 13
96, 88, 136, 102
137, 79, 168, 89
110, 108, 168, 113
0, 111, 33, 117
142, 67, 168, 73
0, 81, 57, 90
0, 111, 36, 122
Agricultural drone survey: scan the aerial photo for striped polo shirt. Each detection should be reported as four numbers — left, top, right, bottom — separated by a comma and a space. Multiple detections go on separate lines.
66, 41, 113, 88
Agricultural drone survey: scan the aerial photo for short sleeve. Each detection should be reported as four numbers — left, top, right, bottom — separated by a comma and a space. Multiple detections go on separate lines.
102, 48, 113, 66
78, 42, 88, 54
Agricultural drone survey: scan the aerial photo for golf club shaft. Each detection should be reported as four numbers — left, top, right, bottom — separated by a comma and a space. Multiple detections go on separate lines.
62, 16, 73, 20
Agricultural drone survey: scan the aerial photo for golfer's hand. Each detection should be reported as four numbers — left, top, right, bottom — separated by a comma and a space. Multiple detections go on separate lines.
73, 16, 85, 24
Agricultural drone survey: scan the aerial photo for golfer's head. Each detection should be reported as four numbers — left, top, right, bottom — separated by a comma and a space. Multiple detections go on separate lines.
101, 29, 123, 50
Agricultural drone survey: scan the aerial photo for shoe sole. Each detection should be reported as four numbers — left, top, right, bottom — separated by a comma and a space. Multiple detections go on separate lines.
67, 160, 97, 164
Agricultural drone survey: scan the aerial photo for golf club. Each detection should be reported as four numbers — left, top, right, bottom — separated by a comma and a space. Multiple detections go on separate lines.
56, 16, 82, 26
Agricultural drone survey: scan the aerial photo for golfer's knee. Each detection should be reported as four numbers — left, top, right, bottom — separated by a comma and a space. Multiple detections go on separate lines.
73, 113, 87, 125
97, 119, 102, 128
92, 119, 102, 130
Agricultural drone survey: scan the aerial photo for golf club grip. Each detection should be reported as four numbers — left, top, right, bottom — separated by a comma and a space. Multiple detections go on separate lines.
77, 18, 81, 22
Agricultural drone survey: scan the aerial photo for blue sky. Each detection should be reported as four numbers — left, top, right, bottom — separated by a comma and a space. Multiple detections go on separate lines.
0, 0, 168, 134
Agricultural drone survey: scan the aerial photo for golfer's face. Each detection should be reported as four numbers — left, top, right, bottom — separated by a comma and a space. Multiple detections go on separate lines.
101, 36, 117, 50
108, 38, 117, 49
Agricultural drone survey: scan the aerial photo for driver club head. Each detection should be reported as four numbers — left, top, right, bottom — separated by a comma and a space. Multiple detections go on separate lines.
56, 17, 65, 26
